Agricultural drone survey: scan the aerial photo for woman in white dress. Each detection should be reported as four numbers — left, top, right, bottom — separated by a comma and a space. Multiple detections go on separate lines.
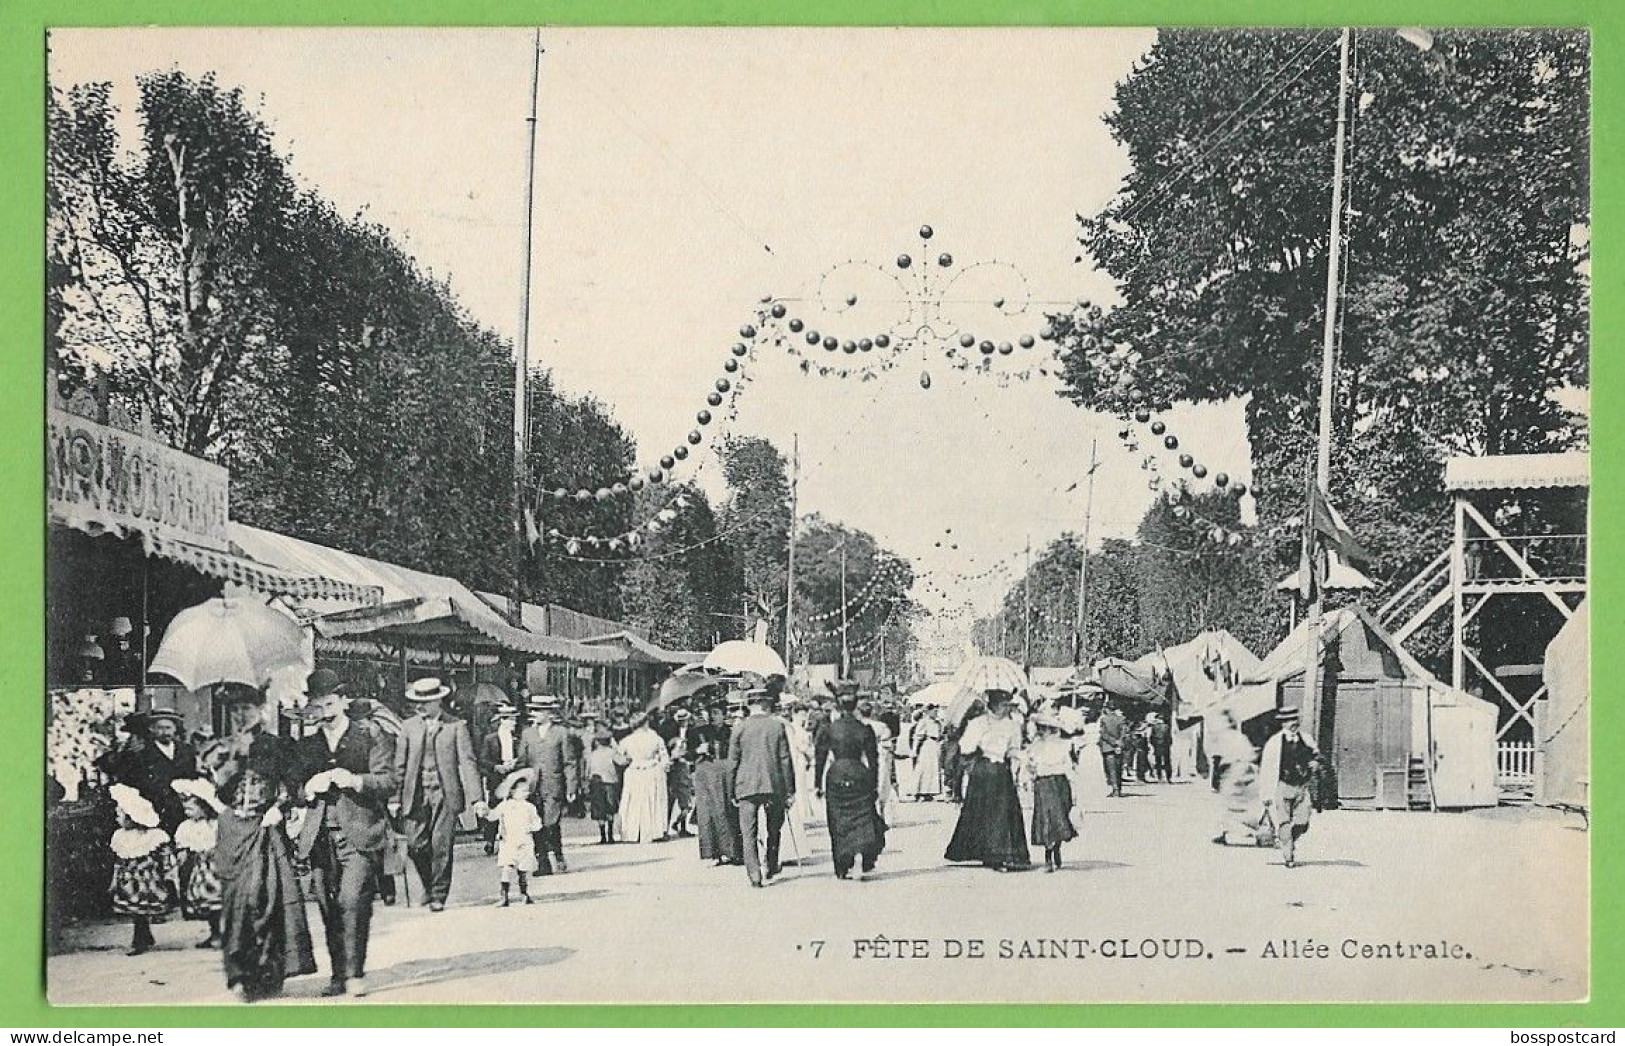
776, 704, 814, 864
616, 719, 670, 843
911, 710, 943, 800
1070, 716, 1110, 812
894, 712, 919, 800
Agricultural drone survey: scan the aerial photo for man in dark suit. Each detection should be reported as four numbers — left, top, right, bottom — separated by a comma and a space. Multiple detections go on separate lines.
518, 697, 578, 875
395, 677, 484, 911
295, 669, 398, 998
727, 689, 797, 888
478, 706, 522, 855
122, 708, 197, 836
1098, 700, 1128, 798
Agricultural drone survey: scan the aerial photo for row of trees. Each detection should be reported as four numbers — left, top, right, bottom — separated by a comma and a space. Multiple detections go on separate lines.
47, 71, 915, 669
975, 488, 1281, 665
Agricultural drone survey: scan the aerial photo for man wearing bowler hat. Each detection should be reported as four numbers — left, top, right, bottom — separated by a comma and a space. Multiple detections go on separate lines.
395, 678, 485, 910
125, 706, 198, 835
294, 669, 398, 997
728, 687, 796, 888
1258, 707, 1322, 869
518, 696, 578, 875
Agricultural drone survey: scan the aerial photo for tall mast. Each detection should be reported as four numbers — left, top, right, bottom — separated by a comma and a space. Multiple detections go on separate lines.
1074, 437, 1098, 667
1301, 27, 1352, 741
784, 434, 798, 672
510, 30, 543, 628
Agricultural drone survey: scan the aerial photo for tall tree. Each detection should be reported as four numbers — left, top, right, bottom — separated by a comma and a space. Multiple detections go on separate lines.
1057, 29, 1588, 663
720, 436, 793, 649
49, 73, 299, 456
791, 517, 915, 674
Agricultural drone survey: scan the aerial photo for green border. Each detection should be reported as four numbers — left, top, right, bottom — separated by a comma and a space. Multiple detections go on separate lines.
2, 0, 1615, 1028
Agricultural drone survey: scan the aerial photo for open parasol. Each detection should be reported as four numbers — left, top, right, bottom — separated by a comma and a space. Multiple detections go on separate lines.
943, 655, 1029, 725
653, 664, 730, 710
149, 596, 310, 692
702, 641, 787, 680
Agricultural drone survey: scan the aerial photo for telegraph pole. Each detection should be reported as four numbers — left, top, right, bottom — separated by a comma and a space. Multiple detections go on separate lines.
839, 540, 850, 678
1301, 27, 1352, 745
1023, 536, 1033, 679
509, 30, 543, 628
1074, 437, 1098, 668
784, 434, 798, 672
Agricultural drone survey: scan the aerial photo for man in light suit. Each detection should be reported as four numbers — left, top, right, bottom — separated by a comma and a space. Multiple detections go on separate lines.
728, 688, 797, 888
395, 677, 484, 911
518, 696, 578, 875
295, 669, 398, 997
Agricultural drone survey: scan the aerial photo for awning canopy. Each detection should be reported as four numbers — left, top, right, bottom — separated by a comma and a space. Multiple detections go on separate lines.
580, 630, 706, 666
228, 523, 618, 664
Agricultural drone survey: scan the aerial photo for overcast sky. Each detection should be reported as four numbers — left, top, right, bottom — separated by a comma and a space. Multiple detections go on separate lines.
50, 27, 1255, 644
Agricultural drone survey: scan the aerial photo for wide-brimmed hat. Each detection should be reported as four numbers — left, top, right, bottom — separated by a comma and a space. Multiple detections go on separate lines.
527, 695, 559, 714
110, 783, 160, 828
1032, 710, 1063, 730
305, 668, 346, 699
495, 768, 536, 801
492, 706, 520, 721
110, 616, 135, 638
673, 708, 692, 721
171, 777, 222, 811
1277, 707, 1301, 723
141, 708, 185, 725
405, 677, 452, 703
824, 680, 861, 698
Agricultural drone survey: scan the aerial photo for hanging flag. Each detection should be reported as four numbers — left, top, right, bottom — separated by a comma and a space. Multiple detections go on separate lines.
1308, 485, 1374, 566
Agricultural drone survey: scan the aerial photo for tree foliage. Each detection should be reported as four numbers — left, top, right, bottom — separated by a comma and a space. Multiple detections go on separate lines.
720, 436, 793, 650
1056, 29, 1589, 662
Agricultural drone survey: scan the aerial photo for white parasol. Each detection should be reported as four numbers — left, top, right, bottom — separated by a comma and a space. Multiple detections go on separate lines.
149, 596, 311, 692
943, 655, 1030, 725
702, 640, 788, 680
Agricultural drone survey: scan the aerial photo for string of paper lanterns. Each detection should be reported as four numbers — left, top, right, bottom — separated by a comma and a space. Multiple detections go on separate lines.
802, 559, 910, 624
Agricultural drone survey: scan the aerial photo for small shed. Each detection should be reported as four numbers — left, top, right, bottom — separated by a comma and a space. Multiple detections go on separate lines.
1222, 606, 1497, 810
1538, 599, 1588, 811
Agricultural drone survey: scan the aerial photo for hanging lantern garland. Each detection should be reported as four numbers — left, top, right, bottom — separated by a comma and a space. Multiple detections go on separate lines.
536, 317, 761, 504
802, 559, 910, 625
756, 227, 1069, 389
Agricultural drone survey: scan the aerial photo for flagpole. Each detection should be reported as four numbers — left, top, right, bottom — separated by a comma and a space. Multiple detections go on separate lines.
1301, 26, 1352, 748
784, 433, 798, 674
510, 30, 543, 628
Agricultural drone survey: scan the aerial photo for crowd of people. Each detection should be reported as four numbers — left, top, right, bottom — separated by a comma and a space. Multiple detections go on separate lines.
87, 669, 1320, 1002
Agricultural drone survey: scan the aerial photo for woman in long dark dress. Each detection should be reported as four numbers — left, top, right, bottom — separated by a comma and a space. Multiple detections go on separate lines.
691, 716, 743, 866
204, 687, 317, 1002
944, 689, 1031, 871
813, 693, 887, 879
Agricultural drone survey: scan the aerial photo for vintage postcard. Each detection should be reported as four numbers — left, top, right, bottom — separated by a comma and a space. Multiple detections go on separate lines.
43, 26, 1589, 1005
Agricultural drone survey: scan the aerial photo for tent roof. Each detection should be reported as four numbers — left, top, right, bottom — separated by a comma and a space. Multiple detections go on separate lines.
1143, 630, 1263, 716
1443, 452, 1589, 492
228, 524, 618, 663
1250, 605, 1438, 687
1275, 551, 1375, 592
579, 630, 707, 665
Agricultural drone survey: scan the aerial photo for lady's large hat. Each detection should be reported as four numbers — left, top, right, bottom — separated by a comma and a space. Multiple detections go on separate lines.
110, 783, 160, 828
405, 677, 452, 703
495, 768, 536, 801
171, 777, 222, 812
1032, 709, 1063, 731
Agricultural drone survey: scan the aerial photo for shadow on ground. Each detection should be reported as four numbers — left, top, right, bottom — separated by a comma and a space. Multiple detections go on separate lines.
363, 946, 574, 996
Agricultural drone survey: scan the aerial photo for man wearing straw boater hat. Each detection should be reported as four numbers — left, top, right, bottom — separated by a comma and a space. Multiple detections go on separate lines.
479, 704, 523, 855
1258, 706, 1323, 869
395, 677, 484, 910
294, 668, 398, 997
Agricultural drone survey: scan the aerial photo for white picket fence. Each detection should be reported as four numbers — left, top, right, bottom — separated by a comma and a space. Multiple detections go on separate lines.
1497, 741, 1536, 787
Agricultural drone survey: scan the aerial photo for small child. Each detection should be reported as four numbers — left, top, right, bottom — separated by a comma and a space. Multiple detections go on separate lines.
108, 783, 178, 955
1025, 712, 1080, 872
486, 769, 543, 906
170, 779, 223, 949
587, 733, 628, 844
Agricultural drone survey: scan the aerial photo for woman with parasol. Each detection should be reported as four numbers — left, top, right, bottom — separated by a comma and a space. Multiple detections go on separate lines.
944, 689, 1031, 872
202, 684, 317, 1002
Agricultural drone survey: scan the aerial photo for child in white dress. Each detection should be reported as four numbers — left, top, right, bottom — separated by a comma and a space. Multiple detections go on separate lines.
486, 769, 544, 906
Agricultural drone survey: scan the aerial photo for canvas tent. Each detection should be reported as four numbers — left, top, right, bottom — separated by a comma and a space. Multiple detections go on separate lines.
1136, 631, 1264, 781
1538, 599, 1588, 811
1219, 606, 1496, 809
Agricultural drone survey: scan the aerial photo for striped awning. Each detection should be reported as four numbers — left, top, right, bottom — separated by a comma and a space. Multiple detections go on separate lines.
1444, 452, 1589, 492
141, 531, 384, 605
